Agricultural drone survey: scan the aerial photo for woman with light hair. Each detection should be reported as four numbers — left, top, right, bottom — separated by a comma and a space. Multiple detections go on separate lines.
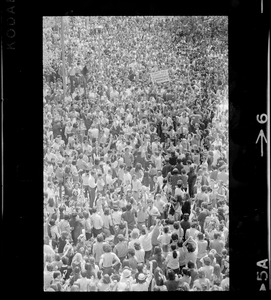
71, 252, 85, 272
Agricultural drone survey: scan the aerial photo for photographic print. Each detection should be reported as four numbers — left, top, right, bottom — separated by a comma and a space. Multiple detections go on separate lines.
43, 16, 229, 292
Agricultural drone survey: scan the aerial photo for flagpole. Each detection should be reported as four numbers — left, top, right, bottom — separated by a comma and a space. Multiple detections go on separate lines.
61, 16, 67, 97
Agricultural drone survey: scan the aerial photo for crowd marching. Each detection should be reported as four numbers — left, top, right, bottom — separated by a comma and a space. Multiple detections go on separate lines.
43, 16, 229, 291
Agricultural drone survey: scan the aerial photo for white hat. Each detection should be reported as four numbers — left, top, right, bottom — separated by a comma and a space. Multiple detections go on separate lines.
122, 269, 132, 278
138, 273, 146, 281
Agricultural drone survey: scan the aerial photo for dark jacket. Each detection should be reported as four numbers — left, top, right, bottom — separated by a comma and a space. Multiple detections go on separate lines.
162, 163, 172, 178
169, 154, 177, 166
187, 171, 197, 187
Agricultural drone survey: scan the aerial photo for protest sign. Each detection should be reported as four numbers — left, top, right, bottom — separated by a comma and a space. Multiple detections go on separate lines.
150, 69, 170, 84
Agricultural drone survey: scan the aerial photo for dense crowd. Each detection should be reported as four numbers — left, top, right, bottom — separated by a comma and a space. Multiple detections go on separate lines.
43, 16, 229, 292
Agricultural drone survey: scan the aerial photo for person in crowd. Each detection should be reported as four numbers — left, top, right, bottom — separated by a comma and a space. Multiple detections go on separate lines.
92, 234, 106, 265
99, 244, 121, 276
130, 261, 154, 291
165, 269, 181, 291
165, 244, 180, 275
210, 263, 223, 288
192, 269, 211, 291
114, 234, 129, 265
91, 207, 104, 238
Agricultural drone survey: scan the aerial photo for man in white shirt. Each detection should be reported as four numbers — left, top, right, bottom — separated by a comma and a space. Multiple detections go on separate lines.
82, 170, 96, 208
138, 225, 157, 261
111, 205, 122, 227
82, 141, 92, 156
82, 170, 91, 200
157, 171, 164, 190
91, 207, 104, 237
147, 201, 160, 228
153, 194, 165, 218
88, 125, 99, 141
123, 168, 132, 189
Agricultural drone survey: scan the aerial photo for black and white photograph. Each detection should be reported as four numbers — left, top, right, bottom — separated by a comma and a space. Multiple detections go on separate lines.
43, 16, 229, 292
2, 1, 270, 295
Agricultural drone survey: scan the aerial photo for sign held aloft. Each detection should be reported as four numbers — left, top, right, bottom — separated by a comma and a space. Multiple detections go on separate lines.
150, 69, 170, 84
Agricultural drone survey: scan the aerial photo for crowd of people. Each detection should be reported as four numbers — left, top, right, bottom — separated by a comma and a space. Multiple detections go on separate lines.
43, 16, 229, 292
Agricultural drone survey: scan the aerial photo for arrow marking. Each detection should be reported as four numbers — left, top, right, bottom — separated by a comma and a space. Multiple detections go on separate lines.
256, 129, 267, 157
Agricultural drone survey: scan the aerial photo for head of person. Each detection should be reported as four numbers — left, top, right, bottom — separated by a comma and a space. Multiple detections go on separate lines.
102, 274, 111, 285
154, 246, 162, 256
156, 275, 165, 287
131, 229, 139, 240
111, 273, 120, 284
201, 185, 207, 193
171, 244, 177, 258
135, 163, 142, 171
214, 232, 221, 240
136, 262, 144, 273
183, 213, 189, 221
177, 181, 182, 188
46, 263, 54, 272
213, 263, 221, 275
182, 267, 191, 277
54, 253, 61, 262
186, 242, 196, 253
141, 227, 147, 235
104, 207, 110, 216
103, 244, 112, 253
117, 234, 125, 243
197, 232, 204, 240
134, 242, 141, 251
119, 221, 126, 229
49, 219, 56, 227
173, 221, 180, 230
189, 166, 194, 173
198, 269, 205, 279
97, 234, 104, 243
163, 225, 169, 234
127, 248, 135, 257
222, 248, 228, 257
137, 273, 147, 284
167, 269, 176, 281
171, 233, 179, 242
187, 260, 195, 269
208, 252, 215, 263
172, 168, 179, 175
121, 267, 132, 280
201, 202, 208, 210
126, 203, 132, 211
79, 270, 87, 278
203, 256, 211, 266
